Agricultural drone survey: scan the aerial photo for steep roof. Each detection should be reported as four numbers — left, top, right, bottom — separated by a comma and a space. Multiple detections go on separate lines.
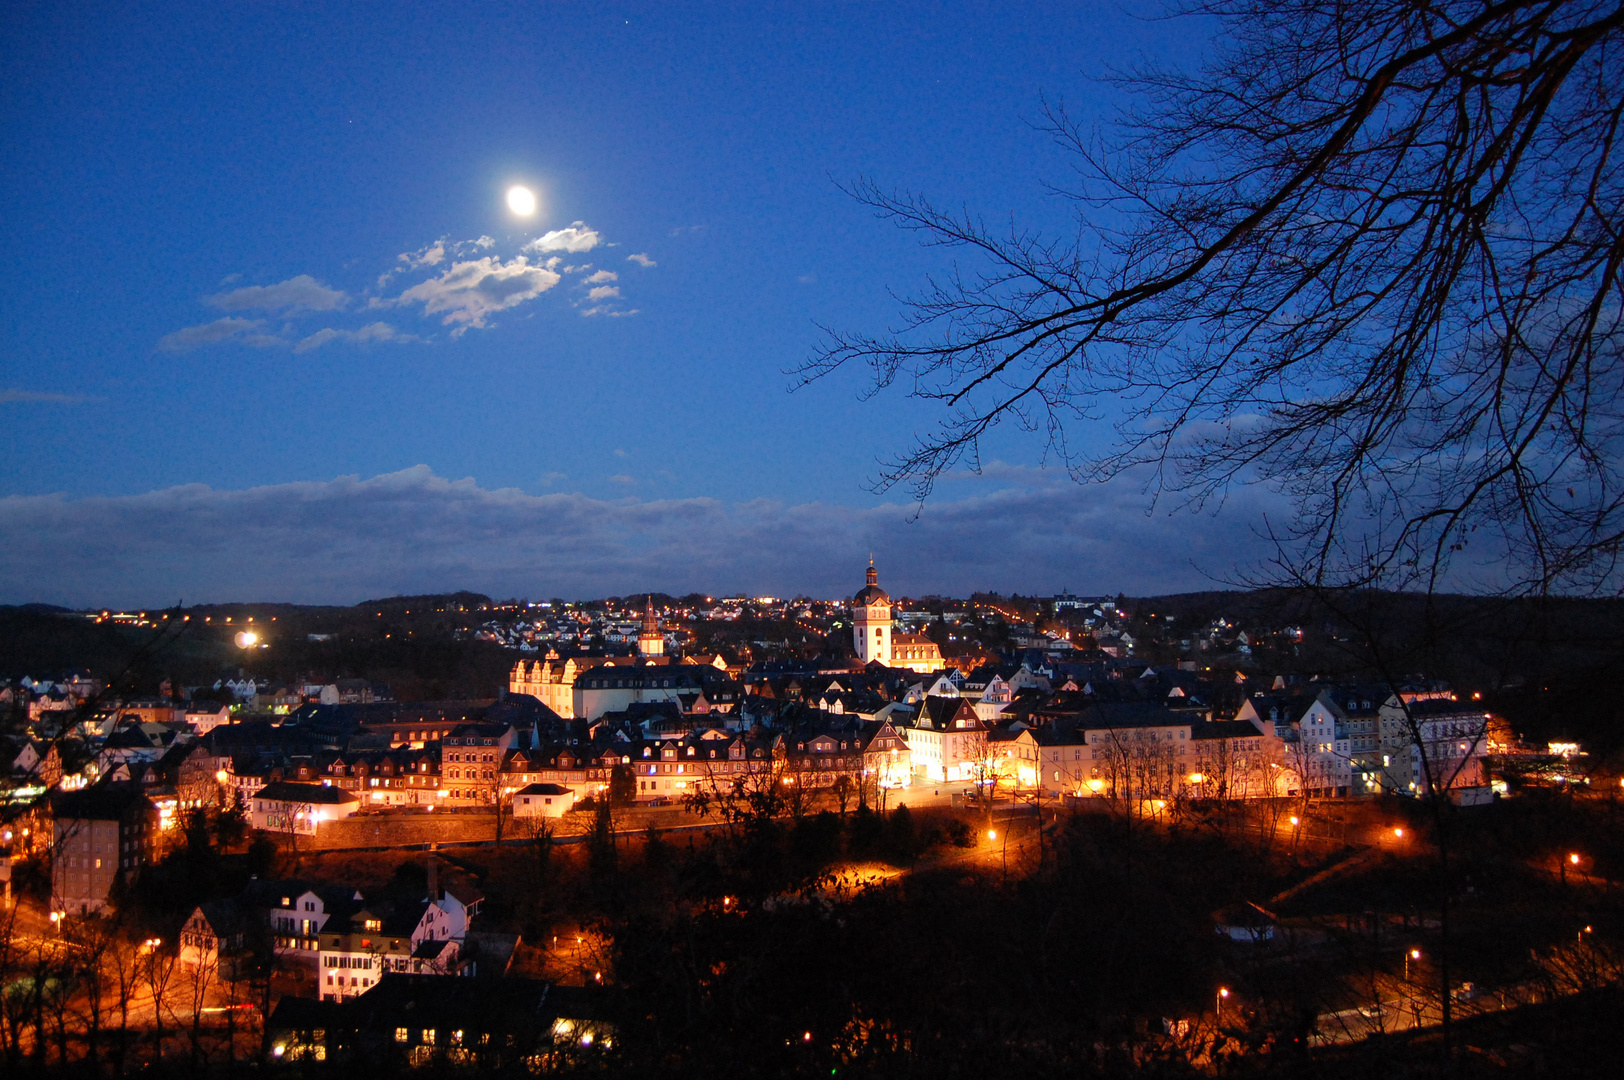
251, 780, 360, 805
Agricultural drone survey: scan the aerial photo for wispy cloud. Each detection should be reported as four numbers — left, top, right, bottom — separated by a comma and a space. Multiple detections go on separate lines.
587, 285, 621, 301
0, 466, 1309, 607
156, 317, 284, 353
583, 270, 618, 284
294, 321, 422, 354
627, 253, 656, 268
392, 256, 562, 332
396, 241, 446, 271
608, 474, 636, 486
207, 274, 349, 314
0, 389, 95, 405
523, 222, 602, 254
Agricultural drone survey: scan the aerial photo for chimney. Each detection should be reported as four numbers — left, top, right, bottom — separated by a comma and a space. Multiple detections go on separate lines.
426, 856, 439, 902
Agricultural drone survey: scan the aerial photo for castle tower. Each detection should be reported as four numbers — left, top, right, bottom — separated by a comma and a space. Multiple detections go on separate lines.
638, 596, 665, 657
852, 557, 893, 666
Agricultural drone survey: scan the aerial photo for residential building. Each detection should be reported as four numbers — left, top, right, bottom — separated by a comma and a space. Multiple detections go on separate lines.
249, 781, 360, 835
903, 696, 989, 784
51, 782, 158, 916
512, 783, 575, 818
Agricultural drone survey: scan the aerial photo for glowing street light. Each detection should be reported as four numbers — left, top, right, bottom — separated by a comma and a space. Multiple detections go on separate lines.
1217, 986, 1230, 1018
234, 630, 259, 649
1405, 948, 1420, 980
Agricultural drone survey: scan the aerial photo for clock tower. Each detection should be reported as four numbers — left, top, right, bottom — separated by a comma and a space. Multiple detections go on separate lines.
852, 558, 893, 665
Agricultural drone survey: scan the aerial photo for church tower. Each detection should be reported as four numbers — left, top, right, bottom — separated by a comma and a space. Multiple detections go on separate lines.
638, 596, 665, 658
852, 557, 893, 666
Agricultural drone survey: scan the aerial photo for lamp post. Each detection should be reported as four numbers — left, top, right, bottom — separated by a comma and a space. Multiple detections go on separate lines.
1405, 948, 1420, 981
1216, 986, 1230, 1020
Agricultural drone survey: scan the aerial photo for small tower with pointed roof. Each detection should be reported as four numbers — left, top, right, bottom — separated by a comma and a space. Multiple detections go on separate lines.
638, 596, 665, 657
852, 557, 893, 665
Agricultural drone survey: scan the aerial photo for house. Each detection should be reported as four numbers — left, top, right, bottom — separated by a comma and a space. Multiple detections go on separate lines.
183, 703, 233, 734
1377, 693, 1491, 797
50, 783, 158, 916
179, 899, 249, 973
512, 783, 575, 818
902, 697, 989, 785
249, 781, 360, 835
856, 718, 912, 789
267, 975, 605, 1067
317, 894, 472, 1000
244, 879, 366, 954
4, 738, 62, 787
986, 725, 1040, 790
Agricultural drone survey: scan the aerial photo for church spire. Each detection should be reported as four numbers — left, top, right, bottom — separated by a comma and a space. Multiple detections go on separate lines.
638, 595, 665, 657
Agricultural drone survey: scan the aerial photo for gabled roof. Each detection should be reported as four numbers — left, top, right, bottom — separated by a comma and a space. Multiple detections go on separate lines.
250, 780, 360, 805
515, 782, 573, 796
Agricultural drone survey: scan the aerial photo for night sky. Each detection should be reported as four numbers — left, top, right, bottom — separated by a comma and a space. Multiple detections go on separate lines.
2, 2, 1269, 606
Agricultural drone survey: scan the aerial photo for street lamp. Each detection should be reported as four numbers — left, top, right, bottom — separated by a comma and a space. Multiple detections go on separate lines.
1217, 986, 1230, 1019
1405, 948, 1420, 980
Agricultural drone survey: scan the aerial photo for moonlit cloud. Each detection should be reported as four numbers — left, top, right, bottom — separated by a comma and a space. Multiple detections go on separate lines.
294, 321, 422, 354
0, 465, 1298, 606
163, 225, 640, 351
156, 317, 284, 353
397, 241, 447, 270
207, 274, 349, 314
524, 222, 601, 254
626, 253, 656, 268
392, 255, 562, 331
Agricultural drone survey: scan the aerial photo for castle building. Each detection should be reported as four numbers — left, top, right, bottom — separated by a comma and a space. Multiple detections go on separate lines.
852, 560, 944, 675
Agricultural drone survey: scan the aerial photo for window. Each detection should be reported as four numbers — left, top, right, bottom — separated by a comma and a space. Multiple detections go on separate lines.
396, 1027, 409, 1043
423, 1029, 436, 1045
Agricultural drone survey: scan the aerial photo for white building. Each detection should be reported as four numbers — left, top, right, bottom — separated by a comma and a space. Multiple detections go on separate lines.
249, 781, 359, 835
512, 782, 575, 818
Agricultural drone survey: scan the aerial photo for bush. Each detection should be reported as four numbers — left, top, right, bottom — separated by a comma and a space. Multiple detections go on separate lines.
847, 804, 884, 859
886, 804, 918, 864
943, 818, 974, 848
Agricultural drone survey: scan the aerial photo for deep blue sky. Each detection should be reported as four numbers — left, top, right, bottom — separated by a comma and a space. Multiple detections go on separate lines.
2, 2, 1266, 605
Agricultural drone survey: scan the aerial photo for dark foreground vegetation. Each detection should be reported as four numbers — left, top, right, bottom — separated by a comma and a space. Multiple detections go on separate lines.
9, 782, 1623, 1079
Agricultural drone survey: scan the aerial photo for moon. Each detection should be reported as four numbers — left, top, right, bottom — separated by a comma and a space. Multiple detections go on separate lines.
506, 185, 537, 216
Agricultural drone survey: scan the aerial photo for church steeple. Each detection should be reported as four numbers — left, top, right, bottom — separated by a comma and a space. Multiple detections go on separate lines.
638, 595, 665, 657
852, 557, 892, 666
